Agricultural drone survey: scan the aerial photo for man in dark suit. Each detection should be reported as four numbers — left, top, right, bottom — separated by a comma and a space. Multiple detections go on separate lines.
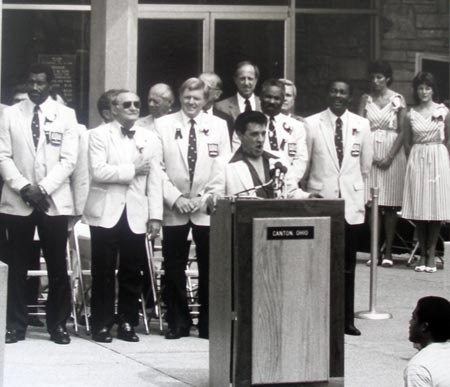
0, 63, 80, 344
199, 72, 234, 144
215, 61, 261, 120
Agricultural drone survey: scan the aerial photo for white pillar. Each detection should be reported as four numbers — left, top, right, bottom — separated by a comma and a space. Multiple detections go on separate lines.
89, 0, 138, 127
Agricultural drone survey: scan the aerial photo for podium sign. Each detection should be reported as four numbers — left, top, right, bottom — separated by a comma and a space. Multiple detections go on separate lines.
252, 217, 330, 384
209, 199, 345, 387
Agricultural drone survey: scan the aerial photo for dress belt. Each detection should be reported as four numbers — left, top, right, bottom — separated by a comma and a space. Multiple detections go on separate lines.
413, 141, 443, 145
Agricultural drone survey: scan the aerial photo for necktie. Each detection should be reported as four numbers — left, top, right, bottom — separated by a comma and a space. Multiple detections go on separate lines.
244, 99, 252, 112
121, 126, 135, 139
268, 116, 279, 151
31, 105, 40, 149
188, 119, 197, 185
335, 117, 344, 167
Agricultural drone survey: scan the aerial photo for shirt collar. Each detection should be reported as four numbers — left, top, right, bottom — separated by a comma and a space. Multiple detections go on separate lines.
237, 93, 256, 109
180, 110, 202, 127
327, 108, 348, 124
229, 146, 278, 164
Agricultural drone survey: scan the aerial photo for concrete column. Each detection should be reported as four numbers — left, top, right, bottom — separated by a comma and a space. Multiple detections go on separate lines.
0, 262, 7, 387
88, 0, 138, 127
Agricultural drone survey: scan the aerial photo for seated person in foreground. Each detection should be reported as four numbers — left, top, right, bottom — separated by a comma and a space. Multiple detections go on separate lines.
203, 111, 318, 209
404, 296, 450, 387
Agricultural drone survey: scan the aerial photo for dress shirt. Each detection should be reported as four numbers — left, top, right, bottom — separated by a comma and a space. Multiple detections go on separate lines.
237, 93, 256, 113
326, 108, 350, 144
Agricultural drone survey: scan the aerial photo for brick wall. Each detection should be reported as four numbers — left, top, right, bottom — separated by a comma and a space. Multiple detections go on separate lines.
381, 0, 449, 104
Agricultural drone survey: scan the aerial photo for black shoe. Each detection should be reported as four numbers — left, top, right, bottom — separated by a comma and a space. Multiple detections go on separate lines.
28, 316, 45, 327
165, 326, 190, 340
92, 328, 113, 343
5, 330, 18, 344
345, 324, 361, 336
117, 322, 139, 342
50, 325, 71, 344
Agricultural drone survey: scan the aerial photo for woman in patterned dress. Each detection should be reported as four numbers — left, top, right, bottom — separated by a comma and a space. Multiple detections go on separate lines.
402, 72, 450, 273
358, 61, 407, 267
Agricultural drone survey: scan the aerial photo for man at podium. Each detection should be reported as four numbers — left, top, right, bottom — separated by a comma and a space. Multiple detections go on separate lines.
203, 110, 316, 208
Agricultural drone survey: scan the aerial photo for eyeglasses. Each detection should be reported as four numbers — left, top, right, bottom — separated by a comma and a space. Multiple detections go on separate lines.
121, 101, 141, 109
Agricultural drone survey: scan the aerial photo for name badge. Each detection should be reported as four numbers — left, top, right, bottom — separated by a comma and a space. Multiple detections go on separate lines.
288, 143, 297, 157
351, 143, 361, 157
49, 131, 63, 146
208, 143, 219, 157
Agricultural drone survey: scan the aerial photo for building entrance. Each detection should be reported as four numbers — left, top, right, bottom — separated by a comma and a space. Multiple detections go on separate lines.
137, 4, 291, 114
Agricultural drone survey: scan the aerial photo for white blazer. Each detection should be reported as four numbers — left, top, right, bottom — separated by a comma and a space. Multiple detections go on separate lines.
0, 98, 79, 216
305, 109, 373, 225
70, 124, 89, 216
203, 149, 310, 200
155, 110, 231, 226
83, 121, 163, 234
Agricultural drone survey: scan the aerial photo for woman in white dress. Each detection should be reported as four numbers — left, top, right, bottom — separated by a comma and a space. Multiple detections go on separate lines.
402, 72, 450, 273
359, 61, 407, 267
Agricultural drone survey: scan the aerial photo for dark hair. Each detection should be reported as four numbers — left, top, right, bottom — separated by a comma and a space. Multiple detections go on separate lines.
368, 60, 393, 86
28, 63, 54, 83
235, 111, 267, 135
234, 61, 260, 80
261, 78, 285, 97
416, 296, 450, 342
412, 72, 439, 105
326, 79, 353, 96
97, 89, 121, 117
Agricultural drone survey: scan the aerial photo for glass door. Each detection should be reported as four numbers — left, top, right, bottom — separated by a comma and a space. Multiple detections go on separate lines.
138, 6, 209, 114
137, 4, 291, 108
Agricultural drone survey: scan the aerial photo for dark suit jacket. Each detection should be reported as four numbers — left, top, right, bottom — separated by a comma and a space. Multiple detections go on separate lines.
212, 108, 234, 145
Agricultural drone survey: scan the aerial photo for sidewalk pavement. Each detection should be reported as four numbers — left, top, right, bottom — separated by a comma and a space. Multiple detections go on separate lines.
3, 252, 450, 387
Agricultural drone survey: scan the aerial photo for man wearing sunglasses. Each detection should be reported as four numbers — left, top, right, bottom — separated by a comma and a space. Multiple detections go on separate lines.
155, 77, 231, 340
84, 89, 163, 343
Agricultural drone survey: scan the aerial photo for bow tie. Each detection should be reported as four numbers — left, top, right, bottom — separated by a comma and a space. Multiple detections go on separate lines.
121, 127, 135, 139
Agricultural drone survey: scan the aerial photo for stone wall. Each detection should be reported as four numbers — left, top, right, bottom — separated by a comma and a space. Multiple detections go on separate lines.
381, 0, 449, 104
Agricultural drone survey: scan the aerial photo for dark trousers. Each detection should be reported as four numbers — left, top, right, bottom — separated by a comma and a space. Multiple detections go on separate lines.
162, 222, 209, 335
90, 210, 146, 333
344, 222, 362, 326
2, 212, 70, 334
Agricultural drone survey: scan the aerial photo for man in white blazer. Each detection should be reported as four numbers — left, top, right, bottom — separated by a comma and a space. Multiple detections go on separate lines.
83, 90, 162, 343
215, 61, 261, 121
203, 111, 313, 208
155, 77, 231, 339
304, 80, 373, 336
0, 63, 79, 344
232, 79, 308, 183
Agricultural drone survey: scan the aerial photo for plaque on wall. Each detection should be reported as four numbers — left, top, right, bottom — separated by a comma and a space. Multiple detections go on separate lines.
38, 54, 76, 106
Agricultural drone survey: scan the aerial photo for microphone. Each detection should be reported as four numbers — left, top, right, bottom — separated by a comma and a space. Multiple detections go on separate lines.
271, 161, 287, 198
233, 179, 274, 198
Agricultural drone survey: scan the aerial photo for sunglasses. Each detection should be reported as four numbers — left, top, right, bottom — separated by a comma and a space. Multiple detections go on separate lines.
121, 101, 141, 109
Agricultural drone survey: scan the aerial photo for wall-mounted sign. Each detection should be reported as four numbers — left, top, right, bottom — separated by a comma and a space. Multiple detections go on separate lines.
267, 226, 314, 240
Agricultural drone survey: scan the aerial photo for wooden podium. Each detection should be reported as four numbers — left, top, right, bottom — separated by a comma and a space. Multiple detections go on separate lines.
209, 199, 345, 387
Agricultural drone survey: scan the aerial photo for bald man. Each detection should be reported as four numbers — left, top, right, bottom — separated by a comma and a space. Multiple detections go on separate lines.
136, 83, 174, 132
199, 72, 234, 144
